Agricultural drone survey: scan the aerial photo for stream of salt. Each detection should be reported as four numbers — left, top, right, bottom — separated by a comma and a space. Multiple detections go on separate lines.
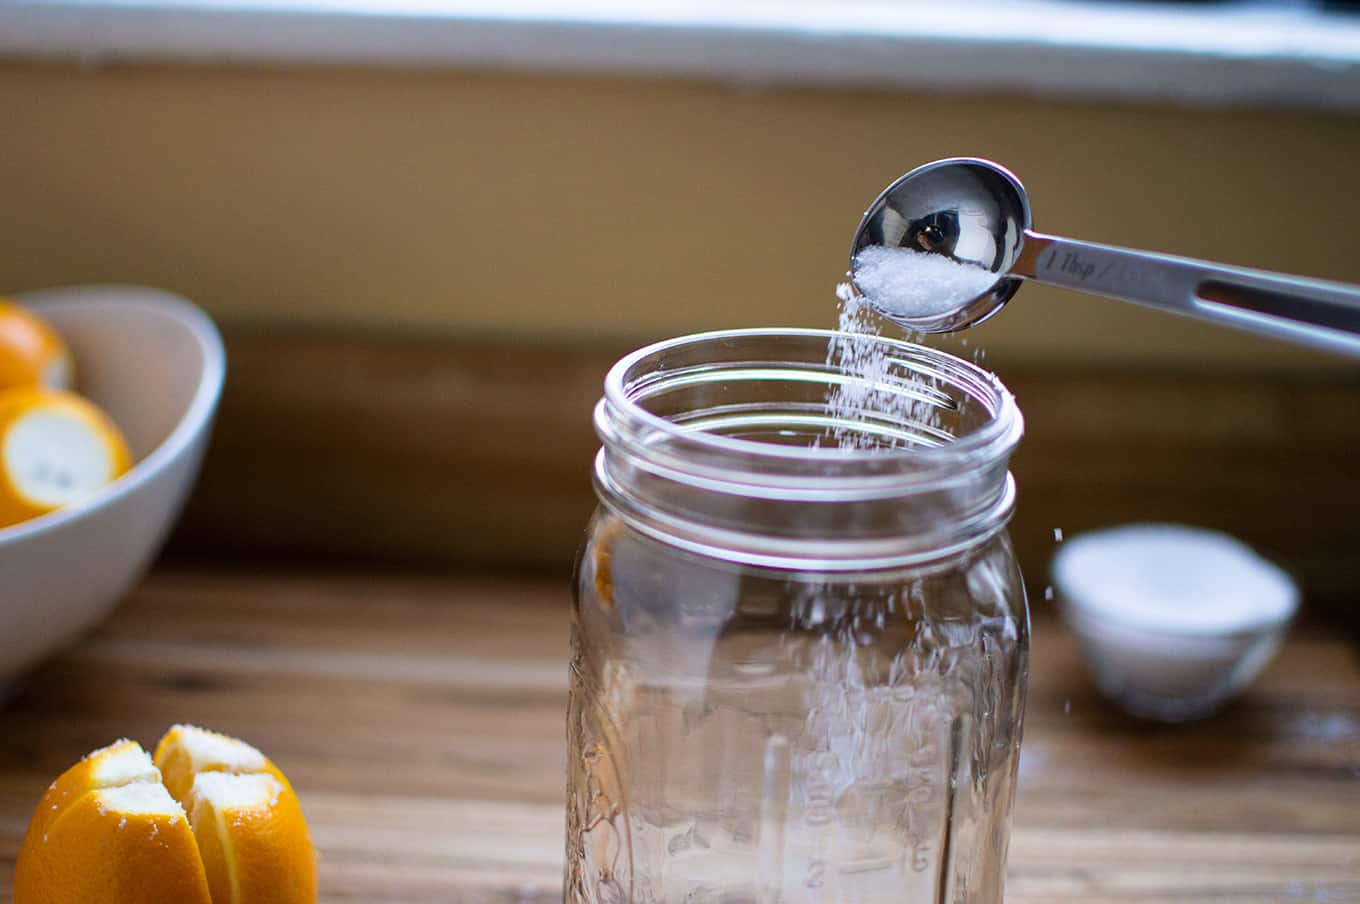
825, 247, 998, 450
824, 283, 940, 450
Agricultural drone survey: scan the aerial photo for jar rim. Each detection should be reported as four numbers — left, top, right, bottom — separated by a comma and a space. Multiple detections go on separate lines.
595, 328, 1024, 570
603, 327, 1022, 477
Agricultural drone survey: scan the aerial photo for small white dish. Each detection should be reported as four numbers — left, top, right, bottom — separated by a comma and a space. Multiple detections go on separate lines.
0, 286, 225, 698
1052, 523, 1299, 722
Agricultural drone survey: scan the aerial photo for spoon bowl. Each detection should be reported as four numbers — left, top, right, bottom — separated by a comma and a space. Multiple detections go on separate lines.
850, 157, 1029, 332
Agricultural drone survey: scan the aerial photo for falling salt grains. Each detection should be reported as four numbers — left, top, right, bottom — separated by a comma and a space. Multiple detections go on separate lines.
851, 246, 996, 323
826, 245, 999, 451
825, 284, 938, 450
1053, 528, 1064, 542
1043, 586, 1054, 602
826, 285, 884, 449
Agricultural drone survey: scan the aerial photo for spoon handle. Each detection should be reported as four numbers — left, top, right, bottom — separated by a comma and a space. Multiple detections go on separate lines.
1016, 231, 1360, 357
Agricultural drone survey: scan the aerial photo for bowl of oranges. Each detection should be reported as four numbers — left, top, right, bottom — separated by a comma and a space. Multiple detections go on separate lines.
0, 285, 225, 698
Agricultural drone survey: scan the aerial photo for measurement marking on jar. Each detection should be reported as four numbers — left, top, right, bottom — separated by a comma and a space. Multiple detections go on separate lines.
759, 734, 791, 904
911, 842, 933, 874
803, 751, 838, 892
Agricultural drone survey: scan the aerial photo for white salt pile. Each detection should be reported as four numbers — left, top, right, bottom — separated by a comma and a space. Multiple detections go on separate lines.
1053, 524, 1298, 635
852, 246, 996, 322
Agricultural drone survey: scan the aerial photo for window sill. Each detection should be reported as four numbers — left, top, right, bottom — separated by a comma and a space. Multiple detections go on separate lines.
2, 1, 1359, 111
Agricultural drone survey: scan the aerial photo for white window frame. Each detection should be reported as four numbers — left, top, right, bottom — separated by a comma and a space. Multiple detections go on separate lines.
3, 0, 1360, 111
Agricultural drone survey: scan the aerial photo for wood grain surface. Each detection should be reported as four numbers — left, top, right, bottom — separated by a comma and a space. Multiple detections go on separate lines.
169, 327, 1360, 629
1, 569, 1357, 903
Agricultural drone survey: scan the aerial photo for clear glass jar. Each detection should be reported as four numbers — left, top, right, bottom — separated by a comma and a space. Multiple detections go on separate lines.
567, 329, 1028, 904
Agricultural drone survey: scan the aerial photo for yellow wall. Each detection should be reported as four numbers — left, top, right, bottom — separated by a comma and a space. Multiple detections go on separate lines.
2, 62, 1358, 369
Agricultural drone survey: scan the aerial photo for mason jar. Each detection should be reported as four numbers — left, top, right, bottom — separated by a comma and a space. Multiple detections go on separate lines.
567, 328, 1028, 904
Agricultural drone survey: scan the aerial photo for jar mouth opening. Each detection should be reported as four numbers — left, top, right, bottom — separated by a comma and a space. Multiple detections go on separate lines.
595, 328, 1023, 568
601, 327, 1022, 485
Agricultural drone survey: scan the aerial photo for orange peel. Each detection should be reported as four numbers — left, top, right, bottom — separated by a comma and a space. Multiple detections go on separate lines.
0, 300, 72, 393
0, 386, 131, 529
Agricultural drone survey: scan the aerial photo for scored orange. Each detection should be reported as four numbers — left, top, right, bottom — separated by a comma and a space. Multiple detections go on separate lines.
0, 300, 72, 393
14, 726, 317, 904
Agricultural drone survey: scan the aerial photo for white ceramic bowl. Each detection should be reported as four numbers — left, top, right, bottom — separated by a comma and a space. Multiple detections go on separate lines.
1052, 524, 1298, 722
0, 286, 225, 697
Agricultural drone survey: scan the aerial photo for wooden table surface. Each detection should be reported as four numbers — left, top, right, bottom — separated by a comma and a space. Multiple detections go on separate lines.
1, 569, 1357, 903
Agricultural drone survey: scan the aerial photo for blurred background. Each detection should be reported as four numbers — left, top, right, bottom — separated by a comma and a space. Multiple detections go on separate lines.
1, 4, 1358, 902
1, 0, 1357, 625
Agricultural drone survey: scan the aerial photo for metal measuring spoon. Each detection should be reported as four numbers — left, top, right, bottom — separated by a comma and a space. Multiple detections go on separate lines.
849, 157, 1360, 356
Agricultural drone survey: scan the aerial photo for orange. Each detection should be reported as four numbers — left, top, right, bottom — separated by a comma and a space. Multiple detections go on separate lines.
0, 386, 131, 529
156, 725, 318, 904
0, 300, 72, 392
14, 727, 317, 904
14, 739, 213, 904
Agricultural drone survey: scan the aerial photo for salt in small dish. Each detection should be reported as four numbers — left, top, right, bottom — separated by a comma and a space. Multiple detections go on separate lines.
1051, 523, 1299, 722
